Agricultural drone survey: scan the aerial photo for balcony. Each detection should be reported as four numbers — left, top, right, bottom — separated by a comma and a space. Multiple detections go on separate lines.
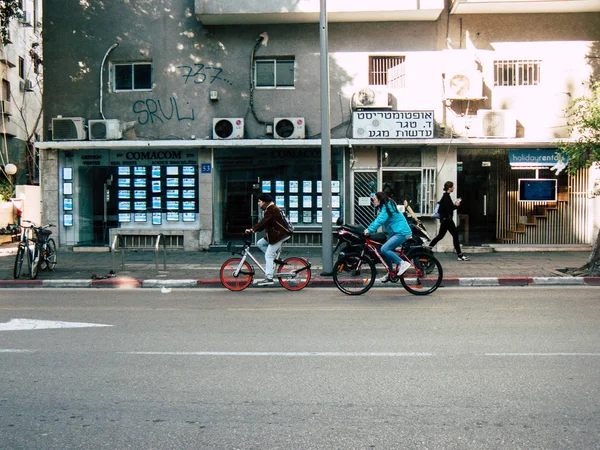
451, 0, 600, 14
195, 0, 444, 25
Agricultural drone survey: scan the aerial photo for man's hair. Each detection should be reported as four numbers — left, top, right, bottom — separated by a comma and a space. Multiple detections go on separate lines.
443, 181, 454, 191
258, 193, 273, 203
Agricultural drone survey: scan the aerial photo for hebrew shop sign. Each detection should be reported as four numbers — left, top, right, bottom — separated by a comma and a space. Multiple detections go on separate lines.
352, 111, 434, 139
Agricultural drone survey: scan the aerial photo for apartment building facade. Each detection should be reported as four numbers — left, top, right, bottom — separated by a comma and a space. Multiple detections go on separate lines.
38, 0, 600, 251
1, 0, 42, 186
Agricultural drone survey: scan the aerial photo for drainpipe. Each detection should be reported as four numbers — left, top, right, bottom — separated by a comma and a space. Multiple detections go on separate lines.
100, 43, 119, 120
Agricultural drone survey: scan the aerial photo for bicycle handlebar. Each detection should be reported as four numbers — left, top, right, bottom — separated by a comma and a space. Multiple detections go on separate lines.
20, 221, 55, 229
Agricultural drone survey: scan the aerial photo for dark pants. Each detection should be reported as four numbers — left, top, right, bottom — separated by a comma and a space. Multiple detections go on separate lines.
430, 218, 462, 255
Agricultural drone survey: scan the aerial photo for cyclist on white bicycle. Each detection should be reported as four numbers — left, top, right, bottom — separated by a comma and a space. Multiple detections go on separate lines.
245, 194, 292, 286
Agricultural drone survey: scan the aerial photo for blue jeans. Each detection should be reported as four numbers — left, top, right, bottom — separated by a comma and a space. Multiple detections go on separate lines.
380, 234, 410, 270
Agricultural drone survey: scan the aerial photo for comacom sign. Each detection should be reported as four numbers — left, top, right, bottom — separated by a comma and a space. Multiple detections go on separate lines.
352, 111, 434, 139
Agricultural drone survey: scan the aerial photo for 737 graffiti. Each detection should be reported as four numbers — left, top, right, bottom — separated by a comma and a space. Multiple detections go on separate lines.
177, 64, 233, 85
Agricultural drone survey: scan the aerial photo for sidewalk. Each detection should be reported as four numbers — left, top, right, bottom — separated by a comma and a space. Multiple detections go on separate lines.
0, 242, 598, 288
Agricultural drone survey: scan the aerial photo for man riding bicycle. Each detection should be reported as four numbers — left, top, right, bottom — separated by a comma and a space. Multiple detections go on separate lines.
245, 194, 292, 286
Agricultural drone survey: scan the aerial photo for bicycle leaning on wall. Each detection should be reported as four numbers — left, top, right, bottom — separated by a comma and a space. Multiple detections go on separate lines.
13, 220, 57, 280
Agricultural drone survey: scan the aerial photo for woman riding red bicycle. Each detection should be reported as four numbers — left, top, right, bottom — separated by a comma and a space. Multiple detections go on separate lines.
363, 192, 412, 283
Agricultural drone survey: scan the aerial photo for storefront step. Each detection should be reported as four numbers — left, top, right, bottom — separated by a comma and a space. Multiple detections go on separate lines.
487, 244, 592, 253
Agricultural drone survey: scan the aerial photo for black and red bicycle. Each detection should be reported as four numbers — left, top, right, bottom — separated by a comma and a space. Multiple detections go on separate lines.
332, 223, 443, 296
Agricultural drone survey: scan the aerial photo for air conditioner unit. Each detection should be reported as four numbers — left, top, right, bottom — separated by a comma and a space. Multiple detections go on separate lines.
351, 87, 392, 110
477, 109, 516, 138
212, 118, 244, 139
444, 71, 483, 100
19, 79, 34, 92
273, 117, 305, 139
0, 101, 10, 116
52, 117, 86, 141
88, 119, 122, 140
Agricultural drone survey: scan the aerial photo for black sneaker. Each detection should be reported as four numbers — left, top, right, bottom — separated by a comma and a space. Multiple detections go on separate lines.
257, 278, 275, 286
457, 254, 470, 261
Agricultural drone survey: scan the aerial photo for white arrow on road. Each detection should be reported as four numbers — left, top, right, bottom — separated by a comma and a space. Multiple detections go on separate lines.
0, 318, 113, 331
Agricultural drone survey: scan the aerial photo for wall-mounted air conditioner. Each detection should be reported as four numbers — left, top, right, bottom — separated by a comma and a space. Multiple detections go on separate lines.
52, 117, 86, 141
20, 79, 34, 92
88, 119, 122, 140
351, 87, 392, 110
273, 117, 305, 139
444, 71, 483, 100
212, 118, 244, 139
477, 109, 516, 138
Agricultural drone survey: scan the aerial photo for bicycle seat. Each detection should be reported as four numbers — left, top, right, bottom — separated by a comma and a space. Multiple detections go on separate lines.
368, 232, 387, 244
342, 224, 365, 235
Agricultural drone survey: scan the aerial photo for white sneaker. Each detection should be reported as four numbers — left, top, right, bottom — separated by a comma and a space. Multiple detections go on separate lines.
378, 274, 391, 283
396, 261, 411, 276
257, 278, 275, 286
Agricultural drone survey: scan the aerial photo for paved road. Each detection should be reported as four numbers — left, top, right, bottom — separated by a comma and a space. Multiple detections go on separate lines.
1, 287, 599, 449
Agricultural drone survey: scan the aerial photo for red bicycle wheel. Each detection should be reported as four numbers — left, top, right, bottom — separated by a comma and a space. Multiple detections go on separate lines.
277, 257, 311, 291
220, 258, 253, 291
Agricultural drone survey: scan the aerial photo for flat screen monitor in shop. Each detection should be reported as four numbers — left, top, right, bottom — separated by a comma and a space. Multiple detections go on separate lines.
518, 179, 557, 202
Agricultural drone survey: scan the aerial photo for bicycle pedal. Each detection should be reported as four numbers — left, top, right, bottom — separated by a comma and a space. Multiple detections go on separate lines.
273, 259, 285, 265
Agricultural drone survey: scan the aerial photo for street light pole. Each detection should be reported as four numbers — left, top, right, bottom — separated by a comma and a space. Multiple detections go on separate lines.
319, 0, 333, 275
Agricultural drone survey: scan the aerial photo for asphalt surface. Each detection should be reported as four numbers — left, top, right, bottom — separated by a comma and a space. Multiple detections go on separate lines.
0, 241, 598, 288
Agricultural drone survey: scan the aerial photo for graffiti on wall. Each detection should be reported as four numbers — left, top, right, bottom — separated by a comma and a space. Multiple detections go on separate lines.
132, 64, 233, 125
177, 64, 233, 85
133, 97, 195, 125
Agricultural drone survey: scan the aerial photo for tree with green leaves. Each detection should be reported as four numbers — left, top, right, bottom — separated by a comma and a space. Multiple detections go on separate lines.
0, 0, 22, 45
559, 81, 600, 276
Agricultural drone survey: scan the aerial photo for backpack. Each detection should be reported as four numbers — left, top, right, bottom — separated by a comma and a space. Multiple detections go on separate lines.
279, 209, 294, 233
431, 202, 440, 220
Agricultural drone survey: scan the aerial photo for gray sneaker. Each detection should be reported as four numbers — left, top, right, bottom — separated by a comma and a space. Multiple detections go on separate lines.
257, 278, 275, 286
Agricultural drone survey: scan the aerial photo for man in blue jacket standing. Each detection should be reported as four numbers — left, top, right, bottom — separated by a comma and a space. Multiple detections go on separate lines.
363, 191, 413, 282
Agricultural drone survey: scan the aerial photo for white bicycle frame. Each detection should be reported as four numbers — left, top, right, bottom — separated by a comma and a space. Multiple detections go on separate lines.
232, 243, 299, 279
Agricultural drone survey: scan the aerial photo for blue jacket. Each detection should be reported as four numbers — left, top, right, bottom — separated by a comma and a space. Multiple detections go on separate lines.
367, 201, 412, 236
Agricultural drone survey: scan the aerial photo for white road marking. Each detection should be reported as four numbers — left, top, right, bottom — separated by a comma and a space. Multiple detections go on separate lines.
0, 349, 37, 353
0, 318, 113, 331
485, 353, 600, 356
123, 351, 433, 357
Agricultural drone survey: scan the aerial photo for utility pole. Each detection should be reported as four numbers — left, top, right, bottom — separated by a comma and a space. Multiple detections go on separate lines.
319, 0, 333, 275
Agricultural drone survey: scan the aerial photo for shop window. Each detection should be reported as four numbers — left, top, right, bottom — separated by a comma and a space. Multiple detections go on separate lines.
381, 149, 435, 215
215, 147, 343, 239
255, 58, 295, 88
494, 60, 541, 87
369, 56, 405, 88
113, 62, 153, 91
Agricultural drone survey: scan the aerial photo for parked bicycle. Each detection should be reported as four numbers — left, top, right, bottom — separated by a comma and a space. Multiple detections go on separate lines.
220, 237, 312, 291
332, 222, 443, 296
13, 220, 57, 280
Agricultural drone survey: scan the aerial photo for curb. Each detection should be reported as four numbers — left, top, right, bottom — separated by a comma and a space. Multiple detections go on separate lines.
0, 277, 599, 288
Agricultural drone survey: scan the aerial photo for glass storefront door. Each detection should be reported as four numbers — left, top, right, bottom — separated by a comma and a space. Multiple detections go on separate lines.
457, 149, 501, 245
78, 166, 119, 245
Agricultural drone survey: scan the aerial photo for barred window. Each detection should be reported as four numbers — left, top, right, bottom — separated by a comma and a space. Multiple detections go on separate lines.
369, 56, 406, 88
494, 60, 541, 86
